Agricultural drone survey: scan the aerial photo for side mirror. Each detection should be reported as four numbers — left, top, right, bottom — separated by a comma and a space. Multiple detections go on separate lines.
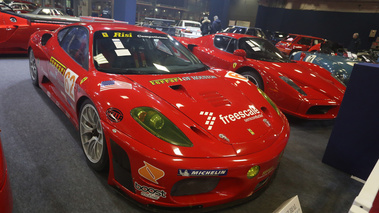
188, 44, 197, 52
233, 49, 246, 58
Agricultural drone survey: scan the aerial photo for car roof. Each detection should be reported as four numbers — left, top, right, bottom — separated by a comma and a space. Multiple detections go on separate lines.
288, 33, 324, 39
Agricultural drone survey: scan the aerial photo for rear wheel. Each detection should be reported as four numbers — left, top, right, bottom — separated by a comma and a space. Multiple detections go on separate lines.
241, 71, 264, 90
79, 100, 108, 171
29, 49, 39, 87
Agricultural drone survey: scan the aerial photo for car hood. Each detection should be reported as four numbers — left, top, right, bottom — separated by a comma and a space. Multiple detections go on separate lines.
123, 70, 287, 156
259, 60, 345, 101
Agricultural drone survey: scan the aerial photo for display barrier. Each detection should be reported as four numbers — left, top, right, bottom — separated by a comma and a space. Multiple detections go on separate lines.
322, 63, 379, 180
349, 159, 379, 213
273, 195, 302, 213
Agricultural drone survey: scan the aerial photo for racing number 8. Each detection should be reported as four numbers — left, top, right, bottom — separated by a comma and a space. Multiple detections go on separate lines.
64, 68, 79, 101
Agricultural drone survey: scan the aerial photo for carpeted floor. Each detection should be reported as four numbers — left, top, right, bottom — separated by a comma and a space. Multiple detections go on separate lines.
0, 56, 363, 213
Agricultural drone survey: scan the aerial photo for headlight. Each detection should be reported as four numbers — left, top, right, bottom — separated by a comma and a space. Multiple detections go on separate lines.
279, 76, 307, 96
131, 107, 193, 147
247, 165, 260, 179
257, 88, 281, 116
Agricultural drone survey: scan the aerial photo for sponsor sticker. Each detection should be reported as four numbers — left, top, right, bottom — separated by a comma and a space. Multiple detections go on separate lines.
50, 56, 67, 76
137, 34, 168, 40
225, 71, 248, 82
149, 75, 217, 85
258, 166, 275, 180
219, 105, 261, 124
178, 169, 228, 177
138, 161, 165, 184
113, 32, 132, 38
106, 108, 124, 123
134, 182, 166, 200
199, 105, 263, 131
199, 111, 216, 130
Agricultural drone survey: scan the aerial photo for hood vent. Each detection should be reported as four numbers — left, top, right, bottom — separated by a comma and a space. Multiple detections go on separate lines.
200, 91, 231, 107
169, 84, 195, 101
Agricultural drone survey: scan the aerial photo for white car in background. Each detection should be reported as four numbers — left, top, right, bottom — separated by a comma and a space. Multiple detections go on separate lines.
175, 20, 202, 38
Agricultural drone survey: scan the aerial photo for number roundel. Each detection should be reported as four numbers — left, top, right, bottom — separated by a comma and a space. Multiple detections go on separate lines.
64, 68, 79, 101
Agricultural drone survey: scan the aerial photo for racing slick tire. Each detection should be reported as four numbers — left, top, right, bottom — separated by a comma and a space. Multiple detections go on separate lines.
29, 49, 39, 87
79, 99, 109, 171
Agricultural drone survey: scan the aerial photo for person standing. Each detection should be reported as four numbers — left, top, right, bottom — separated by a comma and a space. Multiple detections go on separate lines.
201, 16, 211, 36
348, 33, 361, 53
211, 15, 222, 34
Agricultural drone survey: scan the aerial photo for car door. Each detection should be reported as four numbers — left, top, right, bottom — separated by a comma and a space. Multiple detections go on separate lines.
207, 35, 238, 70
0, 11, 29, 46
46, 26, 89, 113
293, 37, 312, 51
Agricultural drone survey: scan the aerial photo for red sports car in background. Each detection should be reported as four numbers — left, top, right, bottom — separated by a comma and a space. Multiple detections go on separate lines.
176, 33, 345, 119
0, 3, 78, 54
0, 132, 13, 213
275, 33, 325, 55
8, 0, 38, 13
28, 20, 290, 209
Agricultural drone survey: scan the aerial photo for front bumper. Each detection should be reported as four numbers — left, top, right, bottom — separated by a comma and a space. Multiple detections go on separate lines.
102, 121, 289, 208
279, 98, 340, 119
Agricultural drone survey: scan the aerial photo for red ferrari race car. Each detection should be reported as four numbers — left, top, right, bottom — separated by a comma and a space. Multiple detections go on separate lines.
0, 132, 13, 213
28, 19, 290, 209
275, 33, 325, 55
176, 33, 346, 119
0, 3, 78, 54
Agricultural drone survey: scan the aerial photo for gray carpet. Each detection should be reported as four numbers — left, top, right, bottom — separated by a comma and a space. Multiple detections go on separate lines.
0, 56, 362, 213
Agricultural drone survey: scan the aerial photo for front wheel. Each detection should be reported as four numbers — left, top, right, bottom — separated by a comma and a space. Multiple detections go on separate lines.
79, 100, 108, 171
29, 49, 39, 87
241, 71, 264, 90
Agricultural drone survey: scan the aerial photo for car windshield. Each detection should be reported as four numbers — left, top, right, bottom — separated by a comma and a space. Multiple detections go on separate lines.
238, 37, 290, 62
320, 40, 345, 55
0, 3, 14, 11
184, 22, 200, 28
283, 35, 297, 42
224, 27, 247, 34
93, 31, 206, 74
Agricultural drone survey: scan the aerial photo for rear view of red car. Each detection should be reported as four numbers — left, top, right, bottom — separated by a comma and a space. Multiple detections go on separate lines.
276, 34, 325, 55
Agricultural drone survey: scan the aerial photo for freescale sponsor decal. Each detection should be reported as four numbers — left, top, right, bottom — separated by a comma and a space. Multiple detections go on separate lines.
200, 105, 262, 130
